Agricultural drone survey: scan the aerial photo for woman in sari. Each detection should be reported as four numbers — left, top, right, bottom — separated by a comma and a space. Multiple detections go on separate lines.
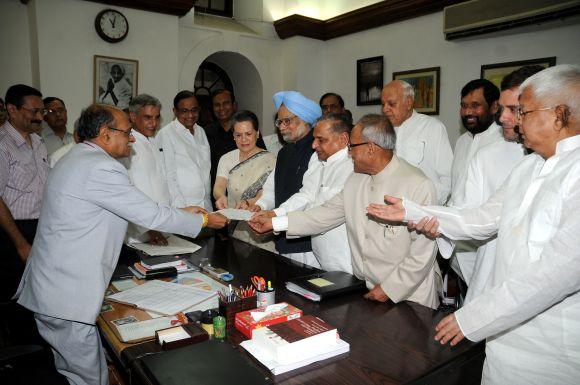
213, 110, 276, 250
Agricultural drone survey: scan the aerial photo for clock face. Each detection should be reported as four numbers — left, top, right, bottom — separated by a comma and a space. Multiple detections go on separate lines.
95, 9, 128, 43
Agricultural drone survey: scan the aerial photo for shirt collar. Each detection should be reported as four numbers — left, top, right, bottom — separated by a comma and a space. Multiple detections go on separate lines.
5, 121, 41, 149
396, 110, 417, 129
555, 134, 580, 154
323, 146, 349, 165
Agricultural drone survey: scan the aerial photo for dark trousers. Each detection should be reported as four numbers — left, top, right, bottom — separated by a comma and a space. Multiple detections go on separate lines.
0, 219, 42, 347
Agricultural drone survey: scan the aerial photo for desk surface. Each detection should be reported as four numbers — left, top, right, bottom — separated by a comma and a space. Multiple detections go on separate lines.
103, 236, 484, 385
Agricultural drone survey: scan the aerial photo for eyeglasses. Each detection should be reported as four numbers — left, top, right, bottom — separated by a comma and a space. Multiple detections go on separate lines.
107, 125, 133, 137
20, 106, 47, 116
516, 106, 556, 120
178, 107, 200, 115
46, 107, 66, 115
347, 142, 370, 151
275, 115, 297, 128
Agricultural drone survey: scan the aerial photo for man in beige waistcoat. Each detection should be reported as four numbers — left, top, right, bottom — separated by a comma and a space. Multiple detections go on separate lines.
250, 114, 441, 309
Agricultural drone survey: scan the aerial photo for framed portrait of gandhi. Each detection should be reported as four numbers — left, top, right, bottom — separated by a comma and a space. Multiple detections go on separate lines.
93, 55, 138, 109
393, 66, 440, 115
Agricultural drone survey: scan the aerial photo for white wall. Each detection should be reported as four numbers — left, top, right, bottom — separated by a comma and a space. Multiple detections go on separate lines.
323, 12, 580, 146
0, 0, 34, 92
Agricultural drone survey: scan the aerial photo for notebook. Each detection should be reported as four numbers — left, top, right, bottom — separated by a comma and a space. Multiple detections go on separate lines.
285, 271, 366, 301
141, 340, 272, 385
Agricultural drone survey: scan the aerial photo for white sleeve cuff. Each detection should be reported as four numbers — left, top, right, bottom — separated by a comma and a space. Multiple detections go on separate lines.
273, 207, 287, 217
272, 216, 289, 232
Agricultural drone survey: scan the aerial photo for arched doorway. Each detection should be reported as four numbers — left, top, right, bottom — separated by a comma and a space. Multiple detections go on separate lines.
194, 61, 234, 127
193, 51, 263, 130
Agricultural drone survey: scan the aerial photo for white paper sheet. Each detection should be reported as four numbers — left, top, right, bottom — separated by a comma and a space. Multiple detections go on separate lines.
107, 280, 216, 315
216, 208, 253, 221
126, 235, 201, 256
114, 316, 178, 342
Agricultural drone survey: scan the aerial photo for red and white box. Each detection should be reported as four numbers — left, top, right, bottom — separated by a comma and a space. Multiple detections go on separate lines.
234, 302, 302, 339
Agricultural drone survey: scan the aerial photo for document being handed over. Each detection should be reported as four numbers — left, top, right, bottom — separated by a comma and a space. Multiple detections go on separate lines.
216, 208, 253, 221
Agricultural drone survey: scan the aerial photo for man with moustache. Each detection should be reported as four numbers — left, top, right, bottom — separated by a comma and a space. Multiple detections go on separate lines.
158, 91, 212, 211
244, 91, 321, 265
124, 94, 171, 245
438, 66, 544, 304
381, 80, 453, 204
0, 85, 48, 303
204, 90, 266, 208
15, 104, 227, 385
41, 97, 74, 155
449, 79, 501, 293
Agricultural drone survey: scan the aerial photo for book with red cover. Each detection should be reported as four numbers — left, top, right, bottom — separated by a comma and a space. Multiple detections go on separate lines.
234, 302, 302, 339
251, 315, 338, 364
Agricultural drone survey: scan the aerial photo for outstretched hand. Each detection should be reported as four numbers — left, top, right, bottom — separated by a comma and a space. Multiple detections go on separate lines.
434, 313, 465, 346
366, 195, 406, 222
247, 215, 273, 234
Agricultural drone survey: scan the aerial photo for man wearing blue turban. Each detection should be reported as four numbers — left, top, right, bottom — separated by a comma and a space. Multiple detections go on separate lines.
250, 91, 322, 266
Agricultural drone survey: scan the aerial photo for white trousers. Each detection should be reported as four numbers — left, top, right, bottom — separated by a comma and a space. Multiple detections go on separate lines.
35, 313, 109, 385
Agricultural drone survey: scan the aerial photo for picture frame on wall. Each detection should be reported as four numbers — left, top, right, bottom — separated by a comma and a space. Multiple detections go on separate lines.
93, 55, 138, 109
480, 57, 556, 89
392, 66, 440, 115
357, 56, 383, 106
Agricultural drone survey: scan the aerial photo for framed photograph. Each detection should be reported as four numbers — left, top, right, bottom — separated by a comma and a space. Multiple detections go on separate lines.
357, 56, 383, 106
93, 55, 138, 109
393, 66, 440, 115
480, 57, 556, 89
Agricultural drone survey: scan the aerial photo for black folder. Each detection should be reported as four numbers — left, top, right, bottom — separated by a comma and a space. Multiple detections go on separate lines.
286, 271, 366, 301
141, 340, 272, 385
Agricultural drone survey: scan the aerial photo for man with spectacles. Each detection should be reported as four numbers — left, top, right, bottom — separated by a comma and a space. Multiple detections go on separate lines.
243, 91, 320, 266
250, 114, 441, 309
41, 96, 74, 155
368, 64, 580, 385
381, 80, 453, 205
448, 79, 502, 300
158, 90, 212, 211
15, 103, 227, 385
0, 84, 48, 347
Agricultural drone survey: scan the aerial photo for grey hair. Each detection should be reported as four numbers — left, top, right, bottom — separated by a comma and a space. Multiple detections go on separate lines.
394, 79, 415, 100
357, 114, 396, 150
520, 64, 580, 114
128, 94, 162, 114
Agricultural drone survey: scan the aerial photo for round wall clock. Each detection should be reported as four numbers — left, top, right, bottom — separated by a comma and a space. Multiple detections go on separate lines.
95, 9, 129, 43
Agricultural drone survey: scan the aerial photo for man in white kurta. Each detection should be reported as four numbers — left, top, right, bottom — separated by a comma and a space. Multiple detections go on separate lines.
381, 81, 453, 205
124, 94, 172, 244
255, 115, 354, 272
251, 114, 441, 309
368, 65, 580, 384
449, 79, 502, 286
158, 91, 212, 211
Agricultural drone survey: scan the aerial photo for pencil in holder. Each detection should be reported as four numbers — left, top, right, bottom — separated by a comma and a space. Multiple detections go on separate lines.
219, 295, 257, 334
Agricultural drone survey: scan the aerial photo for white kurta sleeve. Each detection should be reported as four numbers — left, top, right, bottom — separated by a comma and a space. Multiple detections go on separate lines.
429, 121, 454, 205
159, 130, 186, 208
275, 153, 319, 216
255, 170, 275, 210
286, 191, 346, 237
403, 183, 505, 241
455, 180, 580, 341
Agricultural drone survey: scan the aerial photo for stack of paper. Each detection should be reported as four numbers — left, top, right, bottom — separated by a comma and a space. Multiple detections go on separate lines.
106, 280, 216, 315
127, 235, 201, 256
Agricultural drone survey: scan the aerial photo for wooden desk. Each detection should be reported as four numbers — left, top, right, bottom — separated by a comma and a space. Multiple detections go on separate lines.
101, 236, 484, 385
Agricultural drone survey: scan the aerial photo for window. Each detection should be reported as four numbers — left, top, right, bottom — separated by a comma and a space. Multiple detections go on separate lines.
195, 0, 233, 18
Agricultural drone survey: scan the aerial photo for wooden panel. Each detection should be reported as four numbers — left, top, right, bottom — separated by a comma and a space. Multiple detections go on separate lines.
274, 0, 468, 41
84, 0, 194, 17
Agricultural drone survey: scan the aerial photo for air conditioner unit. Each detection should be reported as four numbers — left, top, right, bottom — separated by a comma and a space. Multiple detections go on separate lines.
444, 0, 580, 40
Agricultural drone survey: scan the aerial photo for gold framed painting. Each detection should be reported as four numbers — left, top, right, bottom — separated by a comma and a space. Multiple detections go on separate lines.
480, 57, 556, 89
393, 66, 440, 115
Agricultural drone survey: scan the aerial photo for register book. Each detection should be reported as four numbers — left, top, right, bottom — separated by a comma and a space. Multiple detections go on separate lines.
285, 271, 366, 301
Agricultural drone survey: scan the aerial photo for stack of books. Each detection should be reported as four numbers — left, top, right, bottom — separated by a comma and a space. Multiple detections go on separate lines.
129, 255, 196, 279
240, 315, 349, 375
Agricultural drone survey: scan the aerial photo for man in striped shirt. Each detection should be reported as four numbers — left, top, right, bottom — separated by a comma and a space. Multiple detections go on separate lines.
0, 84, 49, 303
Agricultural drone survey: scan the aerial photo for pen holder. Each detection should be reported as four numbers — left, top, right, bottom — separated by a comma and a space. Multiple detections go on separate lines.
256, 289, 275, 308
218, 295, 257, 335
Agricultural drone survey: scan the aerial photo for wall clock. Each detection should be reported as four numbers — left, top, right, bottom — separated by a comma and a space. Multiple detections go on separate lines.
95, 9, 129, 43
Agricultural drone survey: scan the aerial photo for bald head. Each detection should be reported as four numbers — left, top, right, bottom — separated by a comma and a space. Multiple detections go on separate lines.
381, 80, 414, 127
